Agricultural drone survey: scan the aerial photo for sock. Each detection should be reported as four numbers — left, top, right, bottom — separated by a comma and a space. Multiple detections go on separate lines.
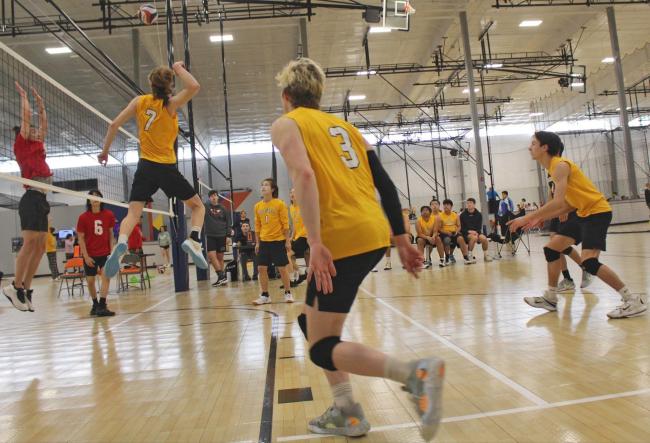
331, 382, 355, 411
261, 291, 270, 298
99, 297, 107, 306
384, 356, 411, 385
285, 290, 291, 295
118, 234, 128, 244
545, 287, 559, 302
618, 286, 631, 299
562, 270, 572, 281
463, 255, 469, 260
189, 227, 201, 243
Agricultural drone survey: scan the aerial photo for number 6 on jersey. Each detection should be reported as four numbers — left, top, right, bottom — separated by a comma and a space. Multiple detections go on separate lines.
329, 126, 360, 169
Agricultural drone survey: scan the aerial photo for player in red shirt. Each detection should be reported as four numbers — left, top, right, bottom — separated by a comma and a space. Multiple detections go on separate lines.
128, 222, 143, 254
3, 82, 52, 313
77, 190, 117, 317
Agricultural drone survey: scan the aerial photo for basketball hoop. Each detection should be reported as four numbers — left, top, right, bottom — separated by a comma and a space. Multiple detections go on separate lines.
403, 0, 416, 15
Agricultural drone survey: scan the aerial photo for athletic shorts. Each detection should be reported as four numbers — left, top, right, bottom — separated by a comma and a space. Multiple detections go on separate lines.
306, 248, 385, 313
462, 232, 483, 244
291, 237, 309, 258
160, 245, 170, 250
552, 212, 582, 245
416, 236, 435, 247
578, 211, 611, 251
19, 190, 50, 232
129, 159, 196, 202
207, 236, 227, 253
257, 240, 289, 267
83, 255, 108, 277
439, 232, 459, 247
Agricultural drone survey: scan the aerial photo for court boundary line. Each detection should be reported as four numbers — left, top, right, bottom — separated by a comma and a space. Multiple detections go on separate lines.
276, 387, 650, 442
359, 286, 548, 406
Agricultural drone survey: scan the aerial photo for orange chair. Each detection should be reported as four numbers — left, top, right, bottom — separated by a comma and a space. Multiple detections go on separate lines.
119, 253, 148, 291
58, 257, 85, 298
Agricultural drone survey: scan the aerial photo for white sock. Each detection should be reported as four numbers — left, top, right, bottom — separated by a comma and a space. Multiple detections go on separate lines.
118, 234, 128, 244
331, 382, 355, 411
618, 286, 631, 299
384, 356, 411, 384
545, 287, 559, 302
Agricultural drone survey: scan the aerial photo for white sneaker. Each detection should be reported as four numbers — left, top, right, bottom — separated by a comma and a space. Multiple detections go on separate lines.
484, 254, 493, 262
524, 290, 558, 312
383, 260, 392, 271
3, 284, 28, 312
464, 258, 472, 265
581, 272, 594, 289
181, 238, 209, 269
438, 260, 447, 268
607, 294, 647, 319
284, 292, 295, 303
253, 295, 271, 305
557, 278, 576, 292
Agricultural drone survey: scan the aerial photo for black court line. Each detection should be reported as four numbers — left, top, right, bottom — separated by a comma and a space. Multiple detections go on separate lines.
259, 310, 279, 443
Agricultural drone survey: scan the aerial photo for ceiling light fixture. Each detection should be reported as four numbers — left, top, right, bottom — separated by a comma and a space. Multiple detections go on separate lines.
519, 20, 543, 27
348, 94, 366, 101
529, 112, 544, 117
209, 34, 234, 42
45, 46, 72, 54
462, 88, 480, 94
571, 82, 585, 87
485, 63, 503, 69
356, 70, 377, 76
601, 57, 615, 63
368, 27, 392, 33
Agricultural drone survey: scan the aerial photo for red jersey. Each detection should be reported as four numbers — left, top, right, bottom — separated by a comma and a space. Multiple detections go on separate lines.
128, 225, 143, 250
14, 133, 52, 180
77, 209, 116, 257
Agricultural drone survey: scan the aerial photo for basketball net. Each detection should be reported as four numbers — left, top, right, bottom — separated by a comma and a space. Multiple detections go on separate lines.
403, 1, 416, 15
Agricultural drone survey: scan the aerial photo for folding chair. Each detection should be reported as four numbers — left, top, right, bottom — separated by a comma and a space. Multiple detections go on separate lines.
58, 257, 85, 298
119, 254, 148, 291
512, 229, 531, 255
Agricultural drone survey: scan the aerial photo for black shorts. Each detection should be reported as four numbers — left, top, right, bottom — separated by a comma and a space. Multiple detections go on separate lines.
257, 240, 289, 267
19, 190, 50, 232
578, 211, 612, 251
207, 236, 227, 253
439, 232, 459, 247
160, 245, 170, 250
553, 212, 582, 245
416, 236, 435, 247
83, 255, 108, 277
306, 248, 385, 313
462, 232, 482, 244
291, 237, 309, 258
129, 159, 196, 202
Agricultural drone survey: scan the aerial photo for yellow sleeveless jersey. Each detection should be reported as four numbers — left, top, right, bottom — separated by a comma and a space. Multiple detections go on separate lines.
290, 204, 307, 240
136, 95, 178, 164
439, 211, 459, 234
417, 215, 436, 236
255, 198, 289, 241
548, 156, 611, 217
284, 107, 389, 260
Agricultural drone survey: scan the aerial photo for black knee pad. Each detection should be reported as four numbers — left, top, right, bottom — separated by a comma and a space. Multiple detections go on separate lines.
309, 336, 341, 371
582, 258, 602, 275
543, 246, 561, 262
297, 313, 307, 340
562, 246, 574, 256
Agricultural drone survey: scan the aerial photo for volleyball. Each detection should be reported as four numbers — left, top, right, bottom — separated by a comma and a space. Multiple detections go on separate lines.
138, 4, 158, 25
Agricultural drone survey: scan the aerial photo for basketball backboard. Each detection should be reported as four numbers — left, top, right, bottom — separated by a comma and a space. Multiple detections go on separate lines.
382, 0, 413, 31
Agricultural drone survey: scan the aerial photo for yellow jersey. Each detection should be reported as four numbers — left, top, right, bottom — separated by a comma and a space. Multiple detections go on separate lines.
417, 215, 436, 236
136, 94, 178, 164
255, 198, 289, 241
548, 156, 611, 217
285, 107, 390, 260
290, 204, 307, 240
46, 230, 57, 253
439, 211, 459, 234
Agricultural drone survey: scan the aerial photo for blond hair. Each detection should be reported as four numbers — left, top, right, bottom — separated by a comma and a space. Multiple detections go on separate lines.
275, 58, 325, 109
148, 66, 174, 105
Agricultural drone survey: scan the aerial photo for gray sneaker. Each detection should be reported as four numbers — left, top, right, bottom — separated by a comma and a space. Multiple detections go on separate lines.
581, 272, 594, 289
607, 294, 647, 319
307, 403, 370, 437
405, 357, 445, 442
524, 290, 558, 312
557, 278, 576, 292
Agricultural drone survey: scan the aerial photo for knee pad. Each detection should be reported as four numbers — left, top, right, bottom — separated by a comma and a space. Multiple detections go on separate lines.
443, 237, 451, 246
562, 246, 574, 256
309, 336, 341, 371
297, 313, 307, 340
543, 246, 561, 262
582, 258, 602, 276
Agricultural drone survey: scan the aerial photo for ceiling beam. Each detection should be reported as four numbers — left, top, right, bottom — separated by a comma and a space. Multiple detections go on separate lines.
493, 0, 649, 7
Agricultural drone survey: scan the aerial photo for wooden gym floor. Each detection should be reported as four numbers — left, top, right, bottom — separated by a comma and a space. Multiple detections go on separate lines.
1, 227, 649, 443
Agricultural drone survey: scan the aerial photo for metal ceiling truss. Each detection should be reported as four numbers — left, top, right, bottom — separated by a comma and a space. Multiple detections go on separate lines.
493, 0, 649, 7
325, 96, 512, 114
585, 100, 650, 118
351, 112, 503, 131
0, 0, 378, 36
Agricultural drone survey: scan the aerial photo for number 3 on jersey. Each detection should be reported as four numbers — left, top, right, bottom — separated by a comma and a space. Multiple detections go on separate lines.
144, 109, 157, 131
329, 126, 360, 169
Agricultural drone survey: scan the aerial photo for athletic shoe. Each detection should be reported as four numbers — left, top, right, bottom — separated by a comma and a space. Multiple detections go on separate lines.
24, 289, 34, 312
607, 294, 647, 319
423, 261, 432, 269
449, 256, 456, 264
212, 276, 228, 287
484, 254, 493, 262
284, 292, 295, 303
524, 290, 558, 312
181, 239, 209, 269
308, 403, 370, 437
253, 295, 271, 305
438, 260, 447, 268
384, 261, 392, 271
3, 284, 28, 312
96, 304, 116, 317
90, 304, 98, 316
371, 267, 379, 273
463, 257, 472, 265
104, 242, 128, 278
580, 272, 594, 289
557, 278, 576, 292
298, 273, 307, 284
405, 357, 445, 442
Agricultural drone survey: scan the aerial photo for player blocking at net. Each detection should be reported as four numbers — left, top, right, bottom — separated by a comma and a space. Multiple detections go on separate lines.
99, 61, 208, 277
